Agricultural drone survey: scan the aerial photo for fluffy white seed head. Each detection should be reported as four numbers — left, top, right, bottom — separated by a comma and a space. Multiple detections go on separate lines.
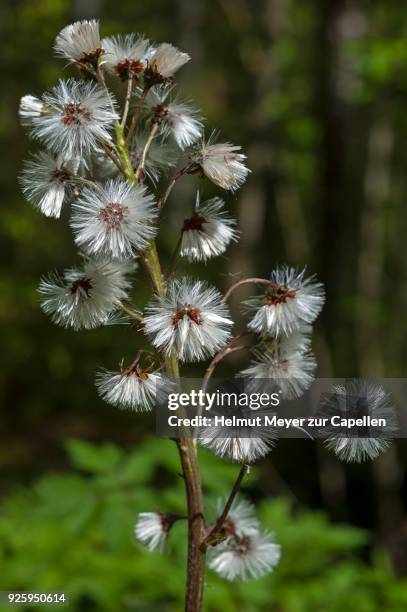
54, 20, 102, 63
241, 333, 316, 400
148, 88, 203, 149
134, 512, 169, 552
39, 260, 133, 330
180, 194, 238, 261
322, 380, 398, 463
209, 531, 281, 581
163, 101, 203, 149
96, 366, 165, 411
20, 151, 77, 218
191, 135, 250, 192
244, 267, 325, 337
199, 428, 275, 464
143, 277, 233, 362
102, 34, 150, 79
70, 178, 157, 260
146, 43, 190, 82
29, 79, 117, 158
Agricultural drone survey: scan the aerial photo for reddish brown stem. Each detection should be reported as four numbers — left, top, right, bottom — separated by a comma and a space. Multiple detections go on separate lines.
222, 277, 272, 303
158, 163, 200, 210
202, 336, 249, 395
176, 438, 206, 612
202, 464, 249, 548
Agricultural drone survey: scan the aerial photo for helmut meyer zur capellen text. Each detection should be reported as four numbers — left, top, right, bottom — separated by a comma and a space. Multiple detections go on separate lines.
166, 391, 387, 430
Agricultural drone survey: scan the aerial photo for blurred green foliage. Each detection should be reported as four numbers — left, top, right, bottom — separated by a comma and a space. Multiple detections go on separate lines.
0, 438, 406, 612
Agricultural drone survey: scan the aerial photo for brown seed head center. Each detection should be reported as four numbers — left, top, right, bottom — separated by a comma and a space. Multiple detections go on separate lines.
266, 284, 296, 305
69, 276, 93, 296
116, 59, 144, 81
124, 365, 150, 380
172, 305, 202, 327
182, 214, 206, 232
99, 202, 129, 229
231, 534, 252, 556
63, 103, 92, 126
152, 104, 169, 123
80, 48, 104, 63
52, 168, 71, 183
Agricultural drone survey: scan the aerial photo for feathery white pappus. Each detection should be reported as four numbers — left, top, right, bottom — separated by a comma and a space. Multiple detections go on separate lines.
241, 329, 316, 400
29, 79, 117, 158
146, 43, 190, 83
180, 194, 238, 262
143, 277, 233, 362
39, 260, 133, 330
322, 380, 398, 463
70, 178, 157, 260
199, 427, 275, 464
191, 135, 250, 192
134, 512, 169, 552
102, 34, 150, 80
96, 365, 166, 411
148, 87, 203, 149
54, 20, 102, 63
20, 151, 77, 218
244, 266, 325, 337
19, 95, 44, 123
208, 530, 281, 581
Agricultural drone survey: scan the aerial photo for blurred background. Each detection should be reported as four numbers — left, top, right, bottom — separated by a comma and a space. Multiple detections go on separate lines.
1, 0, 407, 609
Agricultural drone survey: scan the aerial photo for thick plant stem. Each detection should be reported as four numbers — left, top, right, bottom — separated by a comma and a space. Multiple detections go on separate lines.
177, 438, 206, 612
115, 123, 206, 612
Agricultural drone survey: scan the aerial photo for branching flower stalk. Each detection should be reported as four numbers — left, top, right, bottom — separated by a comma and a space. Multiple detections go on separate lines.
19, 19, 394, 612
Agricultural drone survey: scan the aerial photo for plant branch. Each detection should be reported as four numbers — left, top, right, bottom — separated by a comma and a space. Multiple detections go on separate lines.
202, 464, 249, 548
119, 303, 144, 323
202, 335, 250, 394
98, 140, 125, 174
121, 75, 134, 129
158, 163, 199, 210
222, 277, 272, 303
166, 234, 183, 278
115, 121, 206, 612
126, 87, 149, 143
135, 121, 159, 182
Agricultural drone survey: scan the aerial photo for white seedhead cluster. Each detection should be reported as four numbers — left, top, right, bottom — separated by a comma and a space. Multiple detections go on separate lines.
19, 19, 394, 597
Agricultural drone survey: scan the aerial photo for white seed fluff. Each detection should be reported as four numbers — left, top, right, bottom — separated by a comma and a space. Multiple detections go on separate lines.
20, 151, 76, 218
143, 277, 233, 362
54, 20, 102, 63
134, 512, 168, 552
102, 34, 150, 78
322, 380, 398, 463
96, 366, 166, 411
241, 334, 317, 400
70, 178, 157, 260
19, 95, 44, 124
180, 195, 238, 261
39, 260, 133, 330
191, 136, 250, 192
209, 531, 281, 581
30, 79, 117, 158
147, 43, 190, 79
245, 266, 325, 337
199, 429, 275, 464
